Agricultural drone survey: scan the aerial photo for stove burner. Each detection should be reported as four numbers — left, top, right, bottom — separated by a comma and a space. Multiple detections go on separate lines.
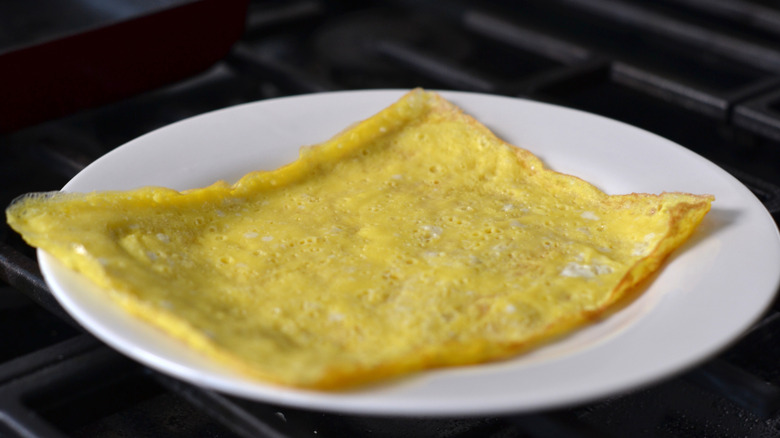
2, 1, 780, 437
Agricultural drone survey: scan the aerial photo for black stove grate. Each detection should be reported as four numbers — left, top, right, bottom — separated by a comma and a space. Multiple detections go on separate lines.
2, 1, 780, 437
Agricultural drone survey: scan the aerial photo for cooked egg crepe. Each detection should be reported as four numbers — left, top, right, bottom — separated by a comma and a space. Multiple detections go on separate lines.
6, 89, 712, 389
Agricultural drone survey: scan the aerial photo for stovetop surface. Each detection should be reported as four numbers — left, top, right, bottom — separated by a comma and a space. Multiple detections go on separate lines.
2, 1, 780, 437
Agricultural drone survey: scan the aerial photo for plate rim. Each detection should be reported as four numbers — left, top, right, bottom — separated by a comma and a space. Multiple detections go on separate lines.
38, 89, 780, 416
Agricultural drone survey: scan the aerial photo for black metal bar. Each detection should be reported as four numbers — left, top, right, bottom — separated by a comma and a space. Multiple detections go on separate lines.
519, 58, 608, 98
373, 40, 497, 93
0, 243, 75, 326
461, 9, 592, 64
19, 143, 89, 180
733, 88, 780, 144
151, 373, 309, 438
720, 163, 780, 217
0, 335, 103, 438
245, 0, 324, 34
2, 345, 165, 436
509, 412, 611, 438
226, 44, 336, 94
661, 0, 780, 37
0, 335, 98, 386
552, 0, 780, 73
611, 62, 728, 119
721, 77, 780, 110
0, 401, 69, 438
387, 0, 591, 64
686, 358, 780, 419
521, 57, 610, 97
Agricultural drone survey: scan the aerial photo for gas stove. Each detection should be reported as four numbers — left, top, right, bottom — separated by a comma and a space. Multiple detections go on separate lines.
2, 1, 780, 437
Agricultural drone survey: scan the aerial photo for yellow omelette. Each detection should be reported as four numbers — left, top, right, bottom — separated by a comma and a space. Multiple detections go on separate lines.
6, 89, 712, 389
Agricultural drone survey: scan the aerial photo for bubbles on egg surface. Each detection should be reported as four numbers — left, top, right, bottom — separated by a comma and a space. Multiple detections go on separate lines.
581, 211, 600, 221
560, 261, 613, 278
443, 216, 464, 226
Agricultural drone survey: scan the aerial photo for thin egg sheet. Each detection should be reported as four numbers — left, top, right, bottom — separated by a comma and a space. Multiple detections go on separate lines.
6, 89, 712, 389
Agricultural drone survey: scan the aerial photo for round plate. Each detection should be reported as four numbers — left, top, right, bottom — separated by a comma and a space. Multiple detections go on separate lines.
39, 90, 780, 416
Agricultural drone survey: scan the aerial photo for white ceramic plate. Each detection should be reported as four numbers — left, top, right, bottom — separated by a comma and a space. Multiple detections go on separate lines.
39, 90, 780, 416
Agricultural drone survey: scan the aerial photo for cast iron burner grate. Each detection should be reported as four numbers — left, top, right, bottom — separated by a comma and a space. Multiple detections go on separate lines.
2, 1, 780, 437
